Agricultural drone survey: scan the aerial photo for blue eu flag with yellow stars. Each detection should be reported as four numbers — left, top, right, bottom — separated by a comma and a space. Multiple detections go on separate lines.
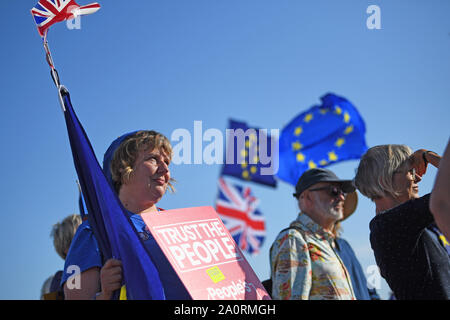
277, 93, 368, 186
222, 119, 277, 187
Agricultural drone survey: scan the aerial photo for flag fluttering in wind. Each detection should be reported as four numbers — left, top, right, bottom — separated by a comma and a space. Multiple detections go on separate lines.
216, 177, 266, 256
31, 0, 101, 96
222, 119, 277, 187
277, 93, 368, 186
31, 0, 100, 37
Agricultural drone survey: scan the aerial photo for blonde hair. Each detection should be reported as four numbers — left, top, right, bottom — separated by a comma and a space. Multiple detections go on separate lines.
110, 130, 174, 193
51, 214, 82, 260
354, 144, 412, 200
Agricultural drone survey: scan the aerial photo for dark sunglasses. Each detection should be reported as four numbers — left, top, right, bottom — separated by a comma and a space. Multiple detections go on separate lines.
394, 167, 416, 179
308, 185, 346, 197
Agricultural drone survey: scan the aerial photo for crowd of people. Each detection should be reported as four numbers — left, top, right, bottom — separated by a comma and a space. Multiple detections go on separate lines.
41, 130, 450, 300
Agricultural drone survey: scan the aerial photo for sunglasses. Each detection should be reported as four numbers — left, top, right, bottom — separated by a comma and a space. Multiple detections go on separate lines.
394, 167, 417, 180
308, 185, 347, 197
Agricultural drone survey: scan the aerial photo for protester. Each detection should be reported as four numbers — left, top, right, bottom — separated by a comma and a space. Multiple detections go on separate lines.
355, 144, 450, 299
40, 214, 82, 300
62, 130, 190, 300
333, 220, 381, 300
430, 139, 450, 240
269, 168, 356, 300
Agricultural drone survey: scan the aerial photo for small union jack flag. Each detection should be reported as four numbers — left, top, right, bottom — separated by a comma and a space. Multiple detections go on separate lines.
31, 0, 101, 37
215, 177, 266, 256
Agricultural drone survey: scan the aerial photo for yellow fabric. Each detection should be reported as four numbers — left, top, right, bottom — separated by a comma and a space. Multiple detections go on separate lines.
119, 285, 127, 300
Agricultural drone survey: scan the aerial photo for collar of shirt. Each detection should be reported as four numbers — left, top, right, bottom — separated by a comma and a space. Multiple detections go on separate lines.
291, 212, 335, 244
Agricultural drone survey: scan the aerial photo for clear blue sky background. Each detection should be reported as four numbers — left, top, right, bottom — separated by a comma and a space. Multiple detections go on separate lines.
0, 0, 449, 300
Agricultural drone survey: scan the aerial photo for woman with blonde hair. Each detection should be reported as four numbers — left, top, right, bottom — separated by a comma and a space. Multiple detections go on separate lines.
62, 130, 190, 300
355, 144, 449, 300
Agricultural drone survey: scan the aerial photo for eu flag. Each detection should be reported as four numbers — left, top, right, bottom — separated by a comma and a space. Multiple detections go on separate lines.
60, 86, 165, 299
222, 119, 277, 187
277, 93, 368, 186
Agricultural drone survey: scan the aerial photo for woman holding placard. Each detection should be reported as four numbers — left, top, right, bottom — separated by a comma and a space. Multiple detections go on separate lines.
62, 130, 190, 300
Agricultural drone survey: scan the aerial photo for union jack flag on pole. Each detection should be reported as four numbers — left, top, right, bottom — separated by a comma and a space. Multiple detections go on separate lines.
31, 0, 100, 37
215, 177, 266, 256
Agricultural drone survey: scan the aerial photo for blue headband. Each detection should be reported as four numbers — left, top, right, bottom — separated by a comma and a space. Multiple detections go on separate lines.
102, 130, 140, 189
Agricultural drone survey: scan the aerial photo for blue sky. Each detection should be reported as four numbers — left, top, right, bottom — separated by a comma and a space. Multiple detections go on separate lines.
0, 0, 449, 299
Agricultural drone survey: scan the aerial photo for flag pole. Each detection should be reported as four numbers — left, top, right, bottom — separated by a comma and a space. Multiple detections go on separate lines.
76, 180, 87, 220
42, 31, 66, 112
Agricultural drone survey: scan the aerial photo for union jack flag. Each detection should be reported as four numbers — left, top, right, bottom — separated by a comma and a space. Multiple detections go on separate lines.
215, 177, 266, 256
31, 0, 101, 37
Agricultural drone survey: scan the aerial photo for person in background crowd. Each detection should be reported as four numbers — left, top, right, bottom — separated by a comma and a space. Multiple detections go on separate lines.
430, 139, 450, 240
355, 144, 450, 299
40, 214, 82, 300
270, 168, 356, 300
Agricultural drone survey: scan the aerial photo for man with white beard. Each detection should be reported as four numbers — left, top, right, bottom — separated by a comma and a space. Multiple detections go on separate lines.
270, 168, 357, 300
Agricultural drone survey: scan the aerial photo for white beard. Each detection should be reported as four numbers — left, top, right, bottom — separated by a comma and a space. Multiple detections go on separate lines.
314, 197, 344, 222
328, 206, 344, 221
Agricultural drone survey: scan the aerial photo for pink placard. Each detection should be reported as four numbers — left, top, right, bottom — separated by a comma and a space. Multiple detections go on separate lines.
141, 206, 270, 300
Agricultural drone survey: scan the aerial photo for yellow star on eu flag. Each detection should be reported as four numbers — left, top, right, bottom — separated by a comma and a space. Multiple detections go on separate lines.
294, 126, 303, 136
304, 113, 313, 123
335, 138, 345, 147
344, 125, 354, 135
328, 151, 338, 162
343, 112, 350, 123
296, 152, 305, 162
292, 141, 303, 151
334, 105, 342, 115
308, 160, 317, 169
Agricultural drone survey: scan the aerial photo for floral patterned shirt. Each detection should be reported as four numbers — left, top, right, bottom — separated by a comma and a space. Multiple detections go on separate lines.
270, 213, 356, 300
